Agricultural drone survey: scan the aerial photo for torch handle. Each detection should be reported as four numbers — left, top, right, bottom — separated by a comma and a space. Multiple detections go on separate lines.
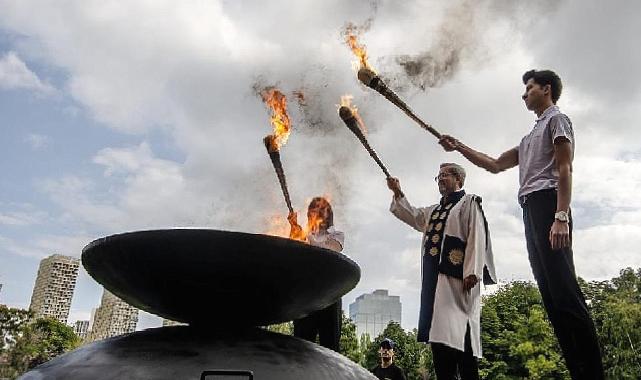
341, 114, 391, 179
370, 77, 442, 139
268, 151, 294, 214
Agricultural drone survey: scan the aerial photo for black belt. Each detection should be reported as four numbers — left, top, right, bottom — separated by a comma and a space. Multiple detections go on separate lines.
519, 187, 556, 206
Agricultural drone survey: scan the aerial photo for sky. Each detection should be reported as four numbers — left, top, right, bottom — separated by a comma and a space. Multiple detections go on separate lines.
1, 0, 641, 332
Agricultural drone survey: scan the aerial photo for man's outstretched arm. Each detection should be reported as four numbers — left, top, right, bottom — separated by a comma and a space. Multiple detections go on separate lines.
439, 135, 518, 174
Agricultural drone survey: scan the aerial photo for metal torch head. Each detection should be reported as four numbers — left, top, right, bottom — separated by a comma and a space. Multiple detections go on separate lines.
357, 67, 378, 88
263, 135, 278, 154
338, 106, 355, 122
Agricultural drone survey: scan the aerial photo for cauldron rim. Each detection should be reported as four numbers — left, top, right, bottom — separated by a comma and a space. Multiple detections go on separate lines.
82, 228, 361, 326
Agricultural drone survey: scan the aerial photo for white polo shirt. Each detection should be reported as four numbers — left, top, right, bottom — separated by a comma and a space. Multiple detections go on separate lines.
517, 105, 574, 200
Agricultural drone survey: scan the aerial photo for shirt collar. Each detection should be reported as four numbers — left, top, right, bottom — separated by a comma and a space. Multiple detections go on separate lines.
535, 105, 560, 122
441, 189, 465, 206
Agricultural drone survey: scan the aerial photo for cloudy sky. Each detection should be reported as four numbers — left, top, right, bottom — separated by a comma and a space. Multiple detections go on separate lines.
1, 0, 640, 331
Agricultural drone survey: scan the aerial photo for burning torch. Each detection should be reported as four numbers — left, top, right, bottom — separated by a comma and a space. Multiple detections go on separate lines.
338, 97, 392, 179
263, 135, 294, 214
344, 26, 441, 139
260, 88, 296, 214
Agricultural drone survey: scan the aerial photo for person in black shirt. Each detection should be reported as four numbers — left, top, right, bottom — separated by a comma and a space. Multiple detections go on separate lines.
371, 338, 406, 380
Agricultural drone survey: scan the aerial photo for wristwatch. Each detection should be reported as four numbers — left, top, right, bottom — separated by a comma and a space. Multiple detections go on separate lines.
554, 210, 569, 222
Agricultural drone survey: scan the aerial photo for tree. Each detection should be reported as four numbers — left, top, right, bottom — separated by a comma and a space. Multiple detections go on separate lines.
340, 314, 363, 364
264, 321, 293, 335
479, 281, 569, 379
1, 317, 80, 379
358, 332, 372, 367
1, 306, 32, 351
582, 268, 641, 379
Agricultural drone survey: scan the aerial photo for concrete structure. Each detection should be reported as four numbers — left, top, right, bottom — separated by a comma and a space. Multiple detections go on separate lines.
29, 254, 80, 324
349, 289, 401, 339
73, 320, 90, 340
87, 289, 139, 342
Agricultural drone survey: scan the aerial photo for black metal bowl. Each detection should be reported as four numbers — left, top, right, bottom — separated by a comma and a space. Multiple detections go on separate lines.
18, 327, 377, 380
82, 229, 360, 326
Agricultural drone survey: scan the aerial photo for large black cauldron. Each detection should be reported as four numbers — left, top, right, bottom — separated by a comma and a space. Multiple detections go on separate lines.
19, 229, 375, 380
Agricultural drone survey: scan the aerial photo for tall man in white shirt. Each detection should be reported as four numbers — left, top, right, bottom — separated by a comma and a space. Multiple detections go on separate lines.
438, 69, 604, 379
387, 163, 496, 380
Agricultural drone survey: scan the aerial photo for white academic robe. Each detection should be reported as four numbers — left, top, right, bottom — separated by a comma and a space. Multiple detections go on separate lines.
390, 193, 496, 357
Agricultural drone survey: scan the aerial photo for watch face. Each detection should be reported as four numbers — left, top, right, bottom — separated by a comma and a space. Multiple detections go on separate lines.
555, 211, 568, 222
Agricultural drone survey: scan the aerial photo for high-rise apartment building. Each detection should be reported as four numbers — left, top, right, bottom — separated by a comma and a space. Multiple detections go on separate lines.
349, 289, 402, 339
87, 289, 139, 342
29, 254, 80, 324
73, 320, 90, 340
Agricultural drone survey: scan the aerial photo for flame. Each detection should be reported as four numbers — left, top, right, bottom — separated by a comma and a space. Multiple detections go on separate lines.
343, 25, 374, 72
264, 194, 334, 243
261, 88, 291, 150
263, 211, 307, 242
340, 94, 356, 110
265, 214, 291, 238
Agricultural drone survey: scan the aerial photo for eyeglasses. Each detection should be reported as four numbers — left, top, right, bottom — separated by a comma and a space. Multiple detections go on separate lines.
434, 172, 454, 182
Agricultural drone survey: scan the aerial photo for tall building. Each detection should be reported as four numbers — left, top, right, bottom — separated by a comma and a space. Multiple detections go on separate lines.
29, 254, 80, 323
87, 289, 139, 342
349, 289, 401, 339
73, 320, 90, 340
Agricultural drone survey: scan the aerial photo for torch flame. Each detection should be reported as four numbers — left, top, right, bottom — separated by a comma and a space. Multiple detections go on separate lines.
265, 194, 334, 243
261, 88, 291, 150
343, 24, 374, 72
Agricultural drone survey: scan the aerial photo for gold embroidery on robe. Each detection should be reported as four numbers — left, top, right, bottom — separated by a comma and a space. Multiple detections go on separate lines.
448, 249, 464, 265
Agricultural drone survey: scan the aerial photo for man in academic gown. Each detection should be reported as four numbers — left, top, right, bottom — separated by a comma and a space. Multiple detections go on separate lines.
387, 163, 497, 380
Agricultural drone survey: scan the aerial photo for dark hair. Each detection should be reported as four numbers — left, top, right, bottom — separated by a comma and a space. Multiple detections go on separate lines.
522, 69, 563, 104
308, 197, 333, 228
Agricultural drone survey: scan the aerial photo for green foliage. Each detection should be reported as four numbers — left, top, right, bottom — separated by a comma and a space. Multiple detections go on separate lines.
339, 314, 363, 364
265, 321, 293, 335
1, 305, 32, 350
0, 311, 80, 379
479, 281, 569, 379
582, 268, 641, 379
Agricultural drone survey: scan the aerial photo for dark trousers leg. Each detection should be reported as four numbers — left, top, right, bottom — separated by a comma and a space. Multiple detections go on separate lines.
431, 326, 478, 380
432, 342, 458, 380
293, 312, 319, 343
318, 300, 342, 352
459, 327, 479, 380
294, 300, 342, 352
522, 190, 604, 380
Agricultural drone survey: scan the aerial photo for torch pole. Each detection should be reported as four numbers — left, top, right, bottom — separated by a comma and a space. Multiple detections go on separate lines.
338, 106, 392, 179
358, 67, 442, 139
263, 136, 294, 214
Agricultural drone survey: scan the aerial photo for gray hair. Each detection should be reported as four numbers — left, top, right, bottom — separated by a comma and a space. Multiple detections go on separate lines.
440, 162, 466, 187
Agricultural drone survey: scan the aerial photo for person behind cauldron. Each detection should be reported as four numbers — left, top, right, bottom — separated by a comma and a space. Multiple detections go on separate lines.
288, 196, 345, 351
371, 338, 407, 380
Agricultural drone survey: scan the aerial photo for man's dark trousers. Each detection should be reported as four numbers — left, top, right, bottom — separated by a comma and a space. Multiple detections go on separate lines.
521, 188, 604, 379
431, 325, 479, 380
293, 300, 341, 351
